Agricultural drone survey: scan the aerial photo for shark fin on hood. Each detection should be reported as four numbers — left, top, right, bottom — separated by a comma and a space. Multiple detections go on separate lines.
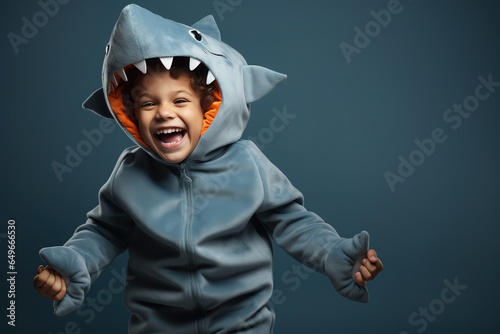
242, 65, 287, 104
192, 15, 221, 41
82, 88, 113, 118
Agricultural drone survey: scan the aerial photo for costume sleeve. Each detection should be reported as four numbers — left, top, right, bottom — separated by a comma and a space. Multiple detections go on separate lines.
247, 143, 370, 303
39, 149, 135, 316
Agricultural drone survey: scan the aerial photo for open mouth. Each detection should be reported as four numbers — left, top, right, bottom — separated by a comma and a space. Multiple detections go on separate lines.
155, 127, 186, 148
108, 56, 215, 93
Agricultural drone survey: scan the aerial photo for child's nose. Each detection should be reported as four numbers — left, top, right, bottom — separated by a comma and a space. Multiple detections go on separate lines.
156, 106, 176, 120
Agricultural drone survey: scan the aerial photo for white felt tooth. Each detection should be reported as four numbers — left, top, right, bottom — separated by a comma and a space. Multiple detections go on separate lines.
117, 68, 128, 82
108, 81, 114, 93
133, 59, 147, 74
189, 57, 201, 71
160, 57, 174, 70
206, 71, 215, 85
112, 74, 119, 86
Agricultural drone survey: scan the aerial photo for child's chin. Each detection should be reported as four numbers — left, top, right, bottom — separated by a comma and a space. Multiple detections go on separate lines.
161, 155, 185, 164
155, 148, 190, 164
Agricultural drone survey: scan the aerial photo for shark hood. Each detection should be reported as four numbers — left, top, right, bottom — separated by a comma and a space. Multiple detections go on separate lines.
83, 4, 287, 163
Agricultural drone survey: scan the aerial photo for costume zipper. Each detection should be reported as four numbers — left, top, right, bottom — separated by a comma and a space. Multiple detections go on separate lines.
179, 163, 204, 333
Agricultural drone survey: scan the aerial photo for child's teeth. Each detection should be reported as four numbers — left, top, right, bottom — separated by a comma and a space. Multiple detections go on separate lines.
157, 129, 183, 135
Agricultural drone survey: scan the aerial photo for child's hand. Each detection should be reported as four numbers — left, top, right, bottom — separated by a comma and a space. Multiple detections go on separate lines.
34, 265, 67, 301
354, 249, 383, 287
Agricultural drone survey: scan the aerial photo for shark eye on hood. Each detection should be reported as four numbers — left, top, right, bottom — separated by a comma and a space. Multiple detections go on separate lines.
189, 29, 203, 42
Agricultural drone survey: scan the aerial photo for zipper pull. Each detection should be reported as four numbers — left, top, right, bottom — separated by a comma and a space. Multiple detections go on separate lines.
179, 163, 192, 182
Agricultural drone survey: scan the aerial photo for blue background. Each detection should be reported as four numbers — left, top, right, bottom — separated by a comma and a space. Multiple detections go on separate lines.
2, 0, 499, 333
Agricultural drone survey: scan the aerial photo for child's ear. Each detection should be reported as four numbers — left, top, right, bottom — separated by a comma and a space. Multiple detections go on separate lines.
242, 65, 287, 104
82, 88, 114, 118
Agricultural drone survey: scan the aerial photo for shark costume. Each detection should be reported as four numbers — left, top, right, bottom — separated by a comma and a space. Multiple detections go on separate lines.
40, 4, 372, 333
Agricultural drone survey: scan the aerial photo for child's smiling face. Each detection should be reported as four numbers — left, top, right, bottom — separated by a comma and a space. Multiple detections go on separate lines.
134, 70, 204, 163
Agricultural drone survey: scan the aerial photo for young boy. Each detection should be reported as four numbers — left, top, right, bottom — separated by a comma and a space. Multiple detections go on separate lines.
34, 5, 382, 333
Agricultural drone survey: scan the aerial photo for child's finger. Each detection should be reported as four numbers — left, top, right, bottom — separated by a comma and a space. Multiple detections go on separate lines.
362, 258, 383, 274
359, 265, 374, 281
47, 275, 64, 300
362, 258, 376, 271
37, 270, 59, 295
34, 267, 51, 289
35, 271, 66, 300
52, 276, 67, 301
365, 250, 383, 274
369, 258, 384, 275
367, 249, 378, 263
354, 271, 366, 287
44, 269, 57, 288
375, 258, 383, 273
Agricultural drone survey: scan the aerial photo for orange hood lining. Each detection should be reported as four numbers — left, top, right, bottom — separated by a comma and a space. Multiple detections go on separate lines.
108, 81, 222, 148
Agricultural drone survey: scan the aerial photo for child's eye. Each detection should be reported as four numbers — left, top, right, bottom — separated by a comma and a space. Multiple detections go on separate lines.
140, 102, 156, 108
174, 99, 188, 104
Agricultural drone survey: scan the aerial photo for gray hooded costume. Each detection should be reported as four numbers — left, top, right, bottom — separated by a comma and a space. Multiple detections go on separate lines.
40, 4, 371, 333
